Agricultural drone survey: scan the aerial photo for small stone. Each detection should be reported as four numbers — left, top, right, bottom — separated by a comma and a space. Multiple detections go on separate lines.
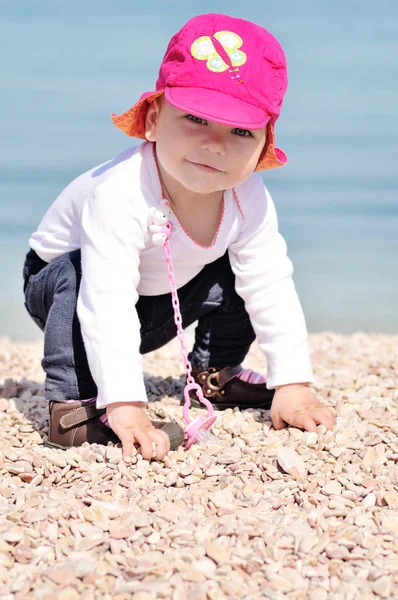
181, 570, 205, 583
43, 522, 58, 543
19, 424, 34, 433
329, 446, 344, 458
353, 515, 374, 530
50, 454, 67, 468
147, 531, 160, 544
46, 566, 76, 586
216, 449, 241, 465
242, 486, 253, 499
363, 447, 376, 467
206, 540, 230, 564
134, 514, 150, 528
67, 555, 98, 578
205, 466, 225, 477
105, 446, 122, 465
0, 552, 12, 568
75, 536, 105, 552
82, 507, 105, 523
286, 520, 313, 540
335, 433, 350, 445
299, 535, 319, 554
74, 523, 103, 537
179, 463, 195, 477
362, 493, 376, 507
370, 576, 392, 598
383, 491, 398, 507
58, 587, 80, 600
109, 526, 134, 539
22, 509, 48, 524
322, 480, 342, 496
1, 530, 23, 543
365, 436, 383, 446
380, 515, 398, 534
183, 475, 200, 485
136, 461, 150, 478
14, 543, 32, 564
0, 487, 14, 499
4, 461, 32, 475
29, 431, 43, 444
30, 474, 44, 487
0, 399, 9, 411
210, 490, 236, 511
276, 447, 306, 477
193, 558, 217, 576
164, 471, 178, 487
0, 380, 17, 399
8, 435, 22, 447
309, 588, 328, 600
305, 432, 318, 445
20, 472, 36, 483
361, 478, 380, 488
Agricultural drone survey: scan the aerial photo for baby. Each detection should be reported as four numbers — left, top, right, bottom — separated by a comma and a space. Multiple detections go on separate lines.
23, 13, 335, 462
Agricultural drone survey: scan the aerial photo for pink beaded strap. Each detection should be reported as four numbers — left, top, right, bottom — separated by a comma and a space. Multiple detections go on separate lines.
148, 200, 217, 448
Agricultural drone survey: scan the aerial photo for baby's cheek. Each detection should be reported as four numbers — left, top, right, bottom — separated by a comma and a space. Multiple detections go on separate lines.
219, 168, 241, 188
157, 144, 180, 175
230, 158, 257, 184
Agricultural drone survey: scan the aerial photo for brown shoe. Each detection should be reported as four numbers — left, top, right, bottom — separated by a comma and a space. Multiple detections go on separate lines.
47, 401, 185, 450
189, 365, 275, 410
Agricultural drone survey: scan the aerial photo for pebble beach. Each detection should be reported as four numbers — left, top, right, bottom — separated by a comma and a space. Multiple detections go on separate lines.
0, 332, 397, 600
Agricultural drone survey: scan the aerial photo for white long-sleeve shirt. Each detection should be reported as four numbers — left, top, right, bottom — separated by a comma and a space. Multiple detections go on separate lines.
29, 141, 314, 408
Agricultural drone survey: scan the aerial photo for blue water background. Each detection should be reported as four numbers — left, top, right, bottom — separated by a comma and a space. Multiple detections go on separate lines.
1, 0, 397, 340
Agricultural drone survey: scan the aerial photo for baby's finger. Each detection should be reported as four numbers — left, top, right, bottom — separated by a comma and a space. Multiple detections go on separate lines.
134, 430, 156, 461
150, 429, 170, 460
270, 411, 288, 430
323, 407, 336, 429
120, 434, 136, 463
290, 412, 318, 433
311, 408, 335, 431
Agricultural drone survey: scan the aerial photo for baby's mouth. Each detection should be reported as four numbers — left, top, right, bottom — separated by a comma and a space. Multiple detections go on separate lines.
187, 160, 223, 173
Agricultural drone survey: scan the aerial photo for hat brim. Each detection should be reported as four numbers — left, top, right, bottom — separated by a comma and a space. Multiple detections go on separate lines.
111, 90, 164, 140
165, 86, 271, 129
256, 118, 288, 171
110, 90, 287, 171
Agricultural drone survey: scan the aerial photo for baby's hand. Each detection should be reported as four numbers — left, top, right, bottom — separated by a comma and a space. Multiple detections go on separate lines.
270, 383, 335, 432
106, 402, 170, 462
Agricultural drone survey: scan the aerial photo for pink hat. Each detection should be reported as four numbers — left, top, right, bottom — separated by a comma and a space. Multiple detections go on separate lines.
111, 13, 288, 171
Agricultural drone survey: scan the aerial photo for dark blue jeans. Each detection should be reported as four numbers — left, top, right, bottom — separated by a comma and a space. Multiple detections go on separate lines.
23, 249, 256, 401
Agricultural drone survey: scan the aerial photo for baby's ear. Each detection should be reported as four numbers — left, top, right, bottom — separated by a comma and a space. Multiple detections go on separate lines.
144, 100, 160, 142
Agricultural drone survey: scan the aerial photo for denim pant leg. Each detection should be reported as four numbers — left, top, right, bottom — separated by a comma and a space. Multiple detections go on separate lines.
188, 252, 257, 370
137, 251, 256, 370
24, 249, 96, 401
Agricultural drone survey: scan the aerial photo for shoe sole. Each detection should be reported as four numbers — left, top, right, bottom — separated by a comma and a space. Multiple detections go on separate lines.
46, 420, 185, 451
45, 440, 70, 450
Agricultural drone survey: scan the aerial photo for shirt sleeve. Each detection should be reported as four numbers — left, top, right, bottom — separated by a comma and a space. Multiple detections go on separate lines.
228, 176, 314, 389
76, 179, 147, 408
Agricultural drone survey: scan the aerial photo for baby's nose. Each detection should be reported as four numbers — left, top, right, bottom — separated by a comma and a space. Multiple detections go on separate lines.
199, 132, 227, 155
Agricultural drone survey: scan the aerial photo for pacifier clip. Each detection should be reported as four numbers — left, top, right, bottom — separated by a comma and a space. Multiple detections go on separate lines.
148, 202, 217, 449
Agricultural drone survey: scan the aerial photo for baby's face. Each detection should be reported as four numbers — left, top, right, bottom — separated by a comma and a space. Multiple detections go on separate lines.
145, 96, 267, 195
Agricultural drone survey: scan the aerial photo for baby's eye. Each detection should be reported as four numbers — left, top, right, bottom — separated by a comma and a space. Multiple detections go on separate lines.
232, 128, 253, 138
186, 114, 206, 125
